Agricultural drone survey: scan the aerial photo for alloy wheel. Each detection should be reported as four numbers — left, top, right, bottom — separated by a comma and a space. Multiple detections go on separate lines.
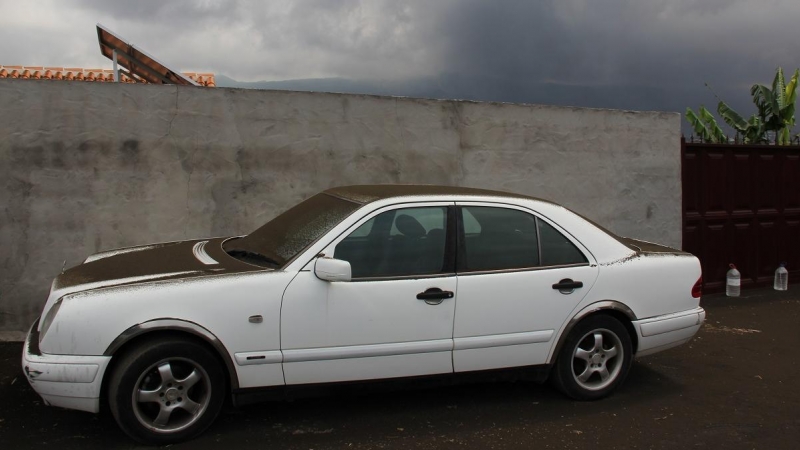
570, 328, 624, 391
131, 357, 211, 434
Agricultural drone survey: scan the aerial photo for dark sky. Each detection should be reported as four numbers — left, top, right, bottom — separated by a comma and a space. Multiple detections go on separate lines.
2, 0, 799, 131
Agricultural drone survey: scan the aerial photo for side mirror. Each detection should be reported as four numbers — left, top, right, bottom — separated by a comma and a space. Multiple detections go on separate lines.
314, 257, 352, 282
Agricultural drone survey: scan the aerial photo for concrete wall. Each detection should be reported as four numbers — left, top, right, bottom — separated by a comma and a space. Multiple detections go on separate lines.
0, 79, 681, 335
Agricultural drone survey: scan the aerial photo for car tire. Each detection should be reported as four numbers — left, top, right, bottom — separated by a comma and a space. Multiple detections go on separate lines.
108, 336, 226, 445
551, 314, 633, 400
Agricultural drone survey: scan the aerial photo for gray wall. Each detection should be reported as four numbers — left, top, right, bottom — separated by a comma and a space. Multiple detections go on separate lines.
0, 79, 681, 336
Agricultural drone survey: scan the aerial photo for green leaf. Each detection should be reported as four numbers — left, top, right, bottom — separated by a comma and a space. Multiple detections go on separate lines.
717, 101, 749, 132
742, 115, 767, 144
783, 101, 796, 129
786, 69, 799, 107
751, 84, 777, 117
751, 84, 784, 131
773, 67, 786, 111
782, 69, 799, 129
685, 108, 711, 141
779, 127, 791, 145
698, 106, 715, 124
699, 106, 726, 143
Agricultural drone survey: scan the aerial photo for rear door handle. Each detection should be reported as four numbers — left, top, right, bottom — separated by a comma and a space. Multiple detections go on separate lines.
417, 288, 454, 305
552, 279, 583, 293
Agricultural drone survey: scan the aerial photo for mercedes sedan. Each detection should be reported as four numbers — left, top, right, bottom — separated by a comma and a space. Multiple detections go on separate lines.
23, 185, 705, 444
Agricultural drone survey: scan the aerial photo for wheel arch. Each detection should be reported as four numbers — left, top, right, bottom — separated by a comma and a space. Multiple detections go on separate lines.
548, 300, 639, 364
101, 319, 239, 400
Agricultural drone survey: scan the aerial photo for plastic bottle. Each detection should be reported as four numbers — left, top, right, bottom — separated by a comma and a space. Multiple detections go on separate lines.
726, 263, 741, 297
774, 263, 788, 291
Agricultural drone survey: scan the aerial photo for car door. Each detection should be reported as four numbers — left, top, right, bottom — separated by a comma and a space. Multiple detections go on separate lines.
281, 202, 457, 385
452, 203, 599, 372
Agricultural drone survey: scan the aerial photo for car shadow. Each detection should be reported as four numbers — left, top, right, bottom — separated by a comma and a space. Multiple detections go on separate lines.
195, 361, 687, 448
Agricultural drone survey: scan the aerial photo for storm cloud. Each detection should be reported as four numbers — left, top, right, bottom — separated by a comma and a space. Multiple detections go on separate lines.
2, 0, 799, 127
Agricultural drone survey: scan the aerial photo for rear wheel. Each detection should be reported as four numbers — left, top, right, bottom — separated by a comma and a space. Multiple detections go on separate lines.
108, 337, 225, 445
551, 315, 632, 400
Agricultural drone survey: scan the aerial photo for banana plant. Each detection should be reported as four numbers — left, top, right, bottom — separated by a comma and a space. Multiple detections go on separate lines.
749, 67, 798, 144
699, 106, 727, 143
686, 106, 727, 143
781, 69, 798, 144
690, 67, 798, 145
686, 108, 712, 142
717, 101, 768, 144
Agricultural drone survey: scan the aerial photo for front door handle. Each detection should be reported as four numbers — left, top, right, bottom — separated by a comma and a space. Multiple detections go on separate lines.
552, 279, 583, 294
416, 288, 454, 305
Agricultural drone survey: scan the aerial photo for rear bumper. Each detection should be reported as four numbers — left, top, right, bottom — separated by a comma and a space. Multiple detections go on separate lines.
21, 319, 111, 413
633, 307, 706, 357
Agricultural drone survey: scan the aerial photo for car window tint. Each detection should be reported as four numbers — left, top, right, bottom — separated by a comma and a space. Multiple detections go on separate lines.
462, 208, 481, 235
348, 217, 374, 238
537, 219, 588, 266
389, 207, 446, 236
459, 207, 539, 272
334, 207, 448, 278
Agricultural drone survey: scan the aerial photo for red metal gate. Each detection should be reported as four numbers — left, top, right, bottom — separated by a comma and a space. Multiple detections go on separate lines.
682, 138, 800, 293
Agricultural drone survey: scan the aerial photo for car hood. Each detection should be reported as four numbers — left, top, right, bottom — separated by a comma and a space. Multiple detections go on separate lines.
54, 237, 265, 293
39, 237, 265, 330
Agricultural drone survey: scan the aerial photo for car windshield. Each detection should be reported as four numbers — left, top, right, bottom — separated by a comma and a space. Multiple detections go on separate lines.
223, 193, 362, 268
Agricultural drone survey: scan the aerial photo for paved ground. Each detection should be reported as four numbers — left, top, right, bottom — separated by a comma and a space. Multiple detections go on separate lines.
1, 288, 798, 449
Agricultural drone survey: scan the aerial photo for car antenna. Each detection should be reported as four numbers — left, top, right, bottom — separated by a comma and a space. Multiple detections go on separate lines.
62, 260, 66, 274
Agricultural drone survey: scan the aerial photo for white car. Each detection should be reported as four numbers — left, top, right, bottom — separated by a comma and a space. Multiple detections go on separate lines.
23, 185, 705, 444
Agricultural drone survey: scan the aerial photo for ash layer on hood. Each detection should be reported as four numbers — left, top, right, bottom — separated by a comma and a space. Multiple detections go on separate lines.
55, 238, 260, 292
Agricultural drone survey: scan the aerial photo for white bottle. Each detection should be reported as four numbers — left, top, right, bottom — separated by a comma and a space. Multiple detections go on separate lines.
774, 263, 788, 291
726, 264, 741, 297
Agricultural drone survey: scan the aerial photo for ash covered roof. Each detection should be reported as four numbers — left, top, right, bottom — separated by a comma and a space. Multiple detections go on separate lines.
325, 185, 548, 205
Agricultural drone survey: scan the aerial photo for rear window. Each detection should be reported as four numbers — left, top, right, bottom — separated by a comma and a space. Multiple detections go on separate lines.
537, 219, 588, 266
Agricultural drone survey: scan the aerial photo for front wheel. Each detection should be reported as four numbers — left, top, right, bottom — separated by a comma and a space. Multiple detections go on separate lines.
551, 315, 632, 400
108, 337, 226, 445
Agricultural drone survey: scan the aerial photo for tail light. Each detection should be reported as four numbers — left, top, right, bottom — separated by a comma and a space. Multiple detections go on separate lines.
691, 276, 703, 298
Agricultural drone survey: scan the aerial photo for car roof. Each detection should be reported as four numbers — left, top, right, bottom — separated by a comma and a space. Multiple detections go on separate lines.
324, 184, 554, 205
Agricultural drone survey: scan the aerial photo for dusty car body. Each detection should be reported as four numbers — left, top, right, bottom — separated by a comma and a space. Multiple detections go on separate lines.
23, 185, 705, 444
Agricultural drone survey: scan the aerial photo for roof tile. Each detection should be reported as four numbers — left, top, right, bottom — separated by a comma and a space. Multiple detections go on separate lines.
0, 65, 215, 87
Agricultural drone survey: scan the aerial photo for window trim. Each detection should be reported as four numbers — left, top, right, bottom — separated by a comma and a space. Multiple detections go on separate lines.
322, 202, 457, 282
455, 202, 594, 274
535, 216, 543, 265
338, 272, 457, 283
455, 262, 591, 277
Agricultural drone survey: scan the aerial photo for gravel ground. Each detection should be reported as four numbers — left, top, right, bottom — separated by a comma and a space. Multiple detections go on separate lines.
1, 288, 797, 449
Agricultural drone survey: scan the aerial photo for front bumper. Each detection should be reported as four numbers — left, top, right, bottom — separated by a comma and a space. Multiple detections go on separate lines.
21, 319, 112, 413
633, 307, 706, 357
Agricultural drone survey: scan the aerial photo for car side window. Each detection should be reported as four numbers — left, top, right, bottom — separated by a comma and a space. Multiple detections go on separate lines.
334, 207, 448, 278
462, 208, 482, 234
537, 219, 588, 266
458, 206, 539, 272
